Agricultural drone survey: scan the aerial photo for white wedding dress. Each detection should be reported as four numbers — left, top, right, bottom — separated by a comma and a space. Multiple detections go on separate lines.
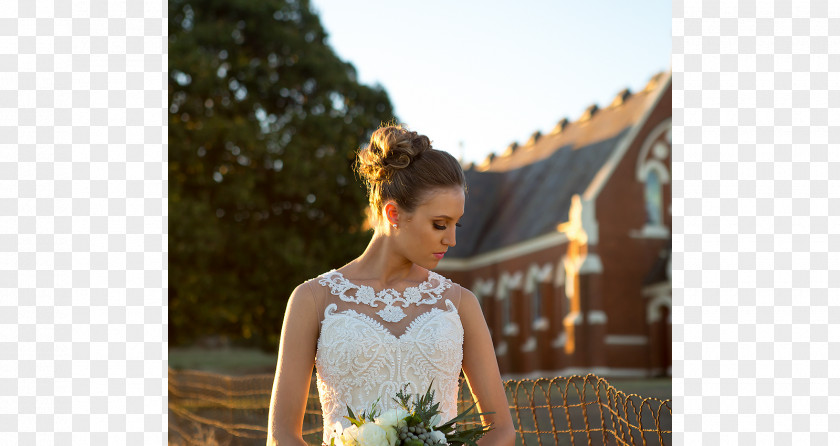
313, 269, 465, 445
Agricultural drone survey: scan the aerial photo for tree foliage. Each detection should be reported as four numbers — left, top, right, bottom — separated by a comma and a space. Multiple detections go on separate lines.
168, 0, 395, 350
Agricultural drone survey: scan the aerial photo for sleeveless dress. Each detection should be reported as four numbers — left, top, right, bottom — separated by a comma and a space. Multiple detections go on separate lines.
313, 269, 465, 445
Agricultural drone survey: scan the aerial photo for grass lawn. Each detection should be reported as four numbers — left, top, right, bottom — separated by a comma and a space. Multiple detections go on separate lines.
168, 347, 671, 402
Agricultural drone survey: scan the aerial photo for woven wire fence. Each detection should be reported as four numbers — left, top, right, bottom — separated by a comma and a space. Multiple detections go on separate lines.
168, 369, 671, 446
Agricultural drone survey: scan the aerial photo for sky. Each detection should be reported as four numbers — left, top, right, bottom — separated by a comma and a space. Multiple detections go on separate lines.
308, 0, 672, 164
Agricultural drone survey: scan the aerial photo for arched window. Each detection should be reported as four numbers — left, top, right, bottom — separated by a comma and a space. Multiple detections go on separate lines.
500, 288, 519, 336
526, 264, 552, 332
497, 272, 522, 337
501, 288, 510, 328
530, 276, 550, 332
645, 169, 663, 226
634, 119, 671, 239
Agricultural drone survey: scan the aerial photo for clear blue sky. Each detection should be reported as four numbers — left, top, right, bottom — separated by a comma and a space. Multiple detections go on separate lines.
310, 0, 672, 164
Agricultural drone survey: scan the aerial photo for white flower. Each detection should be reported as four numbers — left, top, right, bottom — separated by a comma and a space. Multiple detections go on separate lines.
429, 413, 441, 427
329, 421, 346, 446
356, 422, 389, 446
429, 430, 447, 445
341, 424, 360, 446
375, 408, 410, 430
373, 409, 403, 446
383, 425, 398, 446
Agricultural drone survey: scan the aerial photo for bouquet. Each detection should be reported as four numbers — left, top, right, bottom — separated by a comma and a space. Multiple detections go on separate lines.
329, 381, 493, 446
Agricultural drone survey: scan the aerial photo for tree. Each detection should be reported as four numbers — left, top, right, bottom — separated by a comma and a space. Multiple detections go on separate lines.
168, 0, 395, 350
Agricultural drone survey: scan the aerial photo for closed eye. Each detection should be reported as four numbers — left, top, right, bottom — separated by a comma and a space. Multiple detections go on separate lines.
434, 222, 463, 230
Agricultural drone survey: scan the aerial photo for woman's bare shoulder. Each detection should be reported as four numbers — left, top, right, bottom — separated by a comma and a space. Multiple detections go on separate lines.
293, 274, 328, 299
289, 272, 336, 318
442, 280, 474, 312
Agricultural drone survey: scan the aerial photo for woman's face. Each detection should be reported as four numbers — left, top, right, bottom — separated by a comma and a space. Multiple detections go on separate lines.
392, 186, 465, 269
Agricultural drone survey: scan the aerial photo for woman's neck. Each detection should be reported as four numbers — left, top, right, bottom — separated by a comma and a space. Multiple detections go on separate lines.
342, 230, 422, 288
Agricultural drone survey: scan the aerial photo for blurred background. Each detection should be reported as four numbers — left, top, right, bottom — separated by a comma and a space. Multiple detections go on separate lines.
168, 0, 671, 382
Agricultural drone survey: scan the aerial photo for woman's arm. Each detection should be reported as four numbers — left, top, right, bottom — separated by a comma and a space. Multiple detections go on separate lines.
266, 282, 320, 446
459, 287, 516, 446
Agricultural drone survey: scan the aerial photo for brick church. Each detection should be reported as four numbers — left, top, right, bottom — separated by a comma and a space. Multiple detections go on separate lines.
435, 72, 672, 378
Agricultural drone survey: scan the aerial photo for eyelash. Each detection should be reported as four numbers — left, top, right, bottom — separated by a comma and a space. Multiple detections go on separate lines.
434, 223, 462, 230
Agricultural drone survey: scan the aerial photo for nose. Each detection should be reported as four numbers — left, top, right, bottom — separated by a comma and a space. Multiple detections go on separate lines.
443, 226, 457, 247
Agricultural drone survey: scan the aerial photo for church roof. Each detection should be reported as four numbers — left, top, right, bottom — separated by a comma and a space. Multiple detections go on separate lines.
448, 71, 669, 259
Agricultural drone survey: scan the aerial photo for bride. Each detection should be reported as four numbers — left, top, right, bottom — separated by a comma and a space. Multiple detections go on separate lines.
266, 125, 515, 445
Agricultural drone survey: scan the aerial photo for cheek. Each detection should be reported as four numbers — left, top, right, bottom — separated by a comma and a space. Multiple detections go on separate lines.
428, 229, 444, 245
411, 227, 436, 246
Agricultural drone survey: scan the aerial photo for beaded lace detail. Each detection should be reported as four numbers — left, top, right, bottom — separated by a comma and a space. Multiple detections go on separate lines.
317, 269, 452, 323
313, 271, 464, 446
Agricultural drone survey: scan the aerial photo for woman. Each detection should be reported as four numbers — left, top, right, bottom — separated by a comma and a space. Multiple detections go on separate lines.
266, 125, 515, 446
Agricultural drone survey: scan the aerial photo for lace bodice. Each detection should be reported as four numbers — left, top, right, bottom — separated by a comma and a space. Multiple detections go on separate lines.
313, 270, 464, 445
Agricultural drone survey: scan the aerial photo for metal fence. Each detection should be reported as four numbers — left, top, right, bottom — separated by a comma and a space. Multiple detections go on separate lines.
168, 369, 671, 446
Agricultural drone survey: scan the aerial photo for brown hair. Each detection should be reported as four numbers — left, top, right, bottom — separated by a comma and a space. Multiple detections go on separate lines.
355, 124, 466, 224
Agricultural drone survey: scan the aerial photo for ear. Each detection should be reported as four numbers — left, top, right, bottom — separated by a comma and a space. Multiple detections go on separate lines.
383, 201, 399, 226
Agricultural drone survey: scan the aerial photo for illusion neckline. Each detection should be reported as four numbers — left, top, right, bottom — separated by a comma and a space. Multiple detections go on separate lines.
325, 268, 442, 296
321, 299, 460, 341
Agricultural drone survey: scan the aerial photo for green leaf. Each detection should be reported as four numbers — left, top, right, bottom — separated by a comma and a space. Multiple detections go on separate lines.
445, 424, 493, 446
344, 405, 364, 427
436, 402, 495, 434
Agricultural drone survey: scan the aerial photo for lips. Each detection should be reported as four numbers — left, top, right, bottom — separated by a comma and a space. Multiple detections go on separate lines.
433, 252, 445, 260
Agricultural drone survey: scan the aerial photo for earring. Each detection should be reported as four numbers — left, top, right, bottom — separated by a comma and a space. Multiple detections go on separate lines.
392, 224, 397, 229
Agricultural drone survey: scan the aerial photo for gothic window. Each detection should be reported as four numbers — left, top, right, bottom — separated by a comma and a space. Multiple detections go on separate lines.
645, 169, 663, 226
634, 119, 671, 239
501, 288, 510, 328
497, 273, 522, 336
500, 287, 519, 336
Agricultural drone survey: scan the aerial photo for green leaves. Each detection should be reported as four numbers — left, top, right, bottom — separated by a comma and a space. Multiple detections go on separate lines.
345, 398, 382, 427
390, 380, 494, 446
168, 0, 396, 349
345, 405, 363, 428
433, 401, 495, 446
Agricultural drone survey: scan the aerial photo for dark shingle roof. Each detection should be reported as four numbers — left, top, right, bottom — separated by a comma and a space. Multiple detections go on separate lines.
449, 130, 628, 258
447, 71, 670, 258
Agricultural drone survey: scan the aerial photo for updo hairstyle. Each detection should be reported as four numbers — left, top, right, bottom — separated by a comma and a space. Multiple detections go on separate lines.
355, 125, 465, 224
